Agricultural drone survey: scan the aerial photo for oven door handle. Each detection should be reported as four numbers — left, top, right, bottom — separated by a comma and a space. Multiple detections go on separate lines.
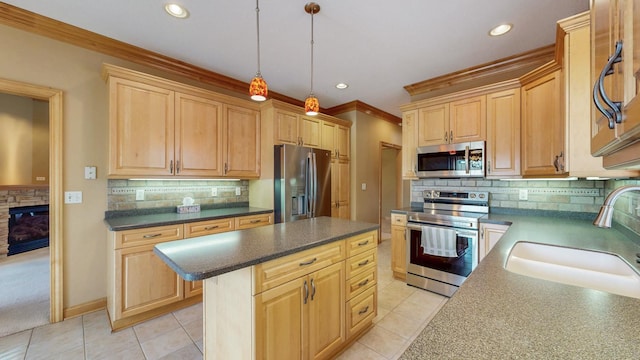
406, 223, 424, 231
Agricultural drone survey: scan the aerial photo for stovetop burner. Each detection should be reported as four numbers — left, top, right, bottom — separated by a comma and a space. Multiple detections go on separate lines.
407, 189, 489, 229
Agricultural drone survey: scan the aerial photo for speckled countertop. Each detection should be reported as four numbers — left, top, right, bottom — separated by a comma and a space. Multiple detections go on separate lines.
104, 206, 273, 231
153, 217, 378, 281
399, 213, 640, 359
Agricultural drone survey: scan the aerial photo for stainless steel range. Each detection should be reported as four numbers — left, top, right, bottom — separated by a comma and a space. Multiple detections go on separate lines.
406, 190, 489, 297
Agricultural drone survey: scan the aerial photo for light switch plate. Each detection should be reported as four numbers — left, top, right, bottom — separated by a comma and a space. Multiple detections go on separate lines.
361, 183, 367, 191
211, 187, 218, 197
136, 189, 145, 201
519, 189, 528, 201
64, 191, 82, 204
84, 166, 97, 180
235, 187, 241, 196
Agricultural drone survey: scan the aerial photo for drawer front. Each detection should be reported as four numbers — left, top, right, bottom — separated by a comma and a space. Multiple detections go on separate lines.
254, 240, 345, 294
114, 224, 183, 249
345, 231, 377, 257
346, 248, 377, 280
391, 213, 407, 226
346, 285, 376, 339
184, 218, 235, 238
346, 266, 376, 300
235, 213, 273, 230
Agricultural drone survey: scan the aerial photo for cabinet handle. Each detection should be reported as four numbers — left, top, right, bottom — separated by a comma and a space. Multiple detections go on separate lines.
357, 259, 370, 267
444, 131, 448, 142
553, 152, 565, 172
204, 225, 219, 230
169, 160, 174, 174
596, 40, 624, 127
303, 280, 309, 304
224, 163, 228, 175
593, 79, 616, 129
357, 240, 369, 247
299, 257, 317, 266
450, 130, 453, 143
487, 160, 491, 174
176, 160, 180, 174
143, 233, 162, 239
358, 306, 370, 315
249, 219, 261, 224
310, 278, 316, 301
358, 279, 370, 287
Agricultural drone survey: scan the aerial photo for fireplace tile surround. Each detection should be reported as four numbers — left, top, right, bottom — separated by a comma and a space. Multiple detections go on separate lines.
0, 186, 49, 257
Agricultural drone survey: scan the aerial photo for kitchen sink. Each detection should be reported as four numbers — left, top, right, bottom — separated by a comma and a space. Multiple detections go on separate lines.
505, 241, 640, 299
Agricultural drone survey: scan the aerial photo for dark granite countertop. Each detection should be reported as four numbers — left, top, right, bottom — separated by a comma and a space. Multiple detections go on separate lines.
153, 217, 379, 281
104, 206, 273, 231
400, 213, 640, 359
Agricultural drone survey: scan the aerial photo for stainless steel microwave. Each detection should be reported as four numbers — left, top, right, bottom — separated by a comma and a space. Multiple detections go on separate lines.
416, 141, 485, 178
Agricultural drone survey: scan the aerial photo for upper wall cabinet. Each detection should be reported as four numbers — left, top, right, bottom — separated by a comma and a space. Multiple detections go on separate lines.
401, 110, 418, 179
274, 109, 322, 148
486, 88, 521, 178
591, 0, 640, 168
103, 64, 261, 179
416, 96, 486, 146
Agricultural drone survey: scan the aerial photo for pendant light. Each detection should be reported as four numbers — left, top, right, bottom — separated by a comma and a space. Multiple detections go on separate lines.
249, 0, 268, 101
304, 2, 320, 116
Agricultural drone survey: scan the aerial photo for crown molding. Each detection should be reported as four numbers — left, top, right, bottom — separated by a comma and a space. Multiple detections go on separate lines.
324, 100, 402, 125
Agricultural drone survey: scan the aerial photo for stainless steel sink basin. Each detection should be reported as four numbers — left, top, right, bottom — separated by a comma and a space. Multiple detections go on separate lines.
505, 241, 640, 299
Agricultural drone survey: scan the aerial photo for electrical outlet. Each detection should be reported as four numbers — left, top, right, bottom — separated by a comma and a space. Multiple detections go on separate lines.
84, 166, 97, 180
235, 187, 241, 196
64, 191, 82, 204
361, 183, 367, 191
136, 189, 145, 201
211, 187, 218, 197
519, 189, 528, 201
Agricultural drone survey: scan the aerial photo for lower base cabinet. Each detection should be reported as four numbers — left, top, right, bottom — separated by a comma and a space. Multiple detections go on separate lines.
203, 230, 378, 360
479, 223, 510, 262
390, 214, 408, 280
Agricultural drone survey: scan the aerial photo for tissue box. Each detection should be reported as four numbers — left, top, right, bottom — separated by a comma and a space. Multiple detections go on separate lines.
176, 204, 200, 214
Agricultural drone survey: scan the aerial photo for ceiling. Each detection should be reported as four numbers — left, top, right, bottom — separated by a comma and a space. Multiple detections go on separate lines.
3, 0, 590, 117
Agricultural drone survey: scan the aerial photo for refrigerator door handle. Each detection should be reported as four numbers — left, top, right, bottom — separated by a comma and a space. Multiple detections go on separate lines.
306, 152, 312, 217
310, 152, 317, 217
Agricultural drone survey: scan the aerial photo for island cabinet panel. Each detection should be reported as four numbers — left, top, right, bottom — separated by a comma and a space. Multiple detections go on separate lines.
390, 213, 407, 280
479, 223, 510, 262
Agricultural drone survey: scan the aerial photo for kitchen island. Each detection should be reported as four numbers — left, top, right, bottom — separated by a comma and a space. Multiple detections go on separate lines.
154, 216, 379, 359
400, 213, 640, 359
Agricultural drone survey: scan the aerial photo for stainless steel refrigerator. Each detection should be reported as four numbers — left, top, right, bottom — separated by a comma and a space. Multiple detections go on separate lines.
274, 144, 332, 223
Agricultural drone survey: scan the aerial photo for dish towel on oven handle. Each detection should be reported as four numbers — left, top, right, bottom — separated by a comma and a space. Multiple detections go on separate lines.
420, 226, 458, 258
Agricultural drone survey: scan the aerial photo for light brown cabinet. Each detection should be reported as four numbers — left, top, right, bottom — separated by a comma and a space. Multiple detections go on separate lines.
479, 223, 509, 262
331, 160, 350, 219
274, 108, 322, 148
107, 212, 272, 330
401, 110, 418, 179
344, 231, 377, 340
417, 103, 449, 146
417, 96, 486, 146
103, 64, 261, 179
520, 66, 566, 177
486, 88, 521, 178
591, 0, 640, 168
390, 213, 407, 280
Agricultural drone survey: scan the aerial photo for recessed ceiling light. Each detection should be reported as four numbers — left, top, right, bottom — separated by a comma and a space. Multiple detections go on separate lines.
489, 23, 512, 36
335, 83, 348, 89
165, 3, 189, 19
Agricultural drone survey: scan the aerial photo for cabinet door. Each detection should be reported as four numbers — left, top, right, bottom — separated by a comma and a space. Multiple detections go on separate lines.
336, 125, 350, 161
275, 110, 299, 145
401, 110, 418, 179
308, 262, 345, 360
115, 244, 184, 319
184, 280, 203, 298
321, 121, 336, 155
255, 277, 306, 360
449, 95, 486, 143
175, 93, 224, 176
391, 225, 407, 280
521, 70, 566, 176
486, 89, 521, 178
418, 103, 449, 146
223, 104, 261, 178
301, 116, 322, 148
618, 0, 640, 139
479, 223, 509, 262
337, 161, 350, 220
108, 77, 174, 177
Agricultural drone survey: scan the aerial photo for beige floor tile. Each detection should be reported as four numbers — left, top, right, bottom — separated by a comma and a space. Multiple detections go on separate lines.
357, 325, 408, 359
403, 288, 447, 307
31, 344, 85, 360
133, 314, 181, 343
89, 345, 146, 360
181, 317, 203, 343
140, 327, 193, 360
0, 329, 31, 360
378, 286, 413, 310
26, 317, 84, 359
392, 292, 447, 323
158, 344, 202, 360
82, 310, 113, 344
372, 306, 391, 324
375, 311, 424, 340
195, 338, 203, 353
383, 281, 416, 298
335, 341, 386, 360
173, 303, 203, 326
84, 327, 141, 360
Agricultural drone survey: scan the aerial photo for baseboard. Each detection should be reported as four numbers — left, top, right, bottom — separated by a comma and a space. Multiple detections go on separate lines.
63, 297, 107, 319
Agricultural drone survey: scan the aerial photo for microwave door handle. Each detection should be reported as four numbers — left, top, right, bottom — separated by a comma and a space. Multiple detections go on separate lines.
465, 145, 470, 174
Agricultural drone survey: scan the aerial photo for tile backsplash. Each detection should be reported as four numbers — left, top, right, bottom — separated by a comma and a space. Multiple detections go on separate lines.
107, 179, 249, 211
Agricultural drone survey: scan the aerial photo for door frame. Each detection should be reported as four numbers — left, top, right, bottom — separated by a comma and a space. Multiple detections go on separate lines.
1, 77, 64, 323
378, 142, 402, 243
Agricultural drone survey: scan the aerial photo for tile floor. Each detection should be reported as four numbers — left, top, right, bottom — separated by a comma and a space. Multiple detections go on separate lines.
0, 236, 447, 360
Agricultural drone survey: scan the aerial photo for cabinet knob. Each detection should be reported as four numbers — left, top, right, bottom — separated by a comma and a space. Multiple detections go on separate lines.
450, 130, 453, 143
169, 160, 174, 174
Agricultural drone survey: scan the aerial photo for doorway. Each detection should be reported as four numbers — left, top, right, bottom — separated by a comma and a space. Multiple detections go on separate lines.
0, 77, 63, 325
379, 142, 402, 242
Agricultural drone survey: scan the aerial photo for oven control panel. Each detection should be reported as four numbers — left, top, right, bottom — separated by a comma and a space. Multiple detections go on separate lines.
423, 190, 488, 202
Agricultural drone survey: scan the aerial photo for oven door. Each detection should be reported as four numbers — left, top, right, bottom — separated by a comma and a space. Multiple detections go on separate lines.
406, 222, 478, 289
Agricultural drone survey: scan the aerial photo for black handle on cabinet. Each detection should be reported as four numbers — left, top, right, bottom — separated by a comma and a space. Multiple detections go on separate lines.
357, 240, 369, 247
204, 225, 219, 230
357, 259, 370, 267
310, 278, 316, 301
358, 279, 369, 287
299, 257, 317, 266
176, 160, 180, 174
358, 306, 370, 315
303, 280, 309, 304
169, 160, 174, 174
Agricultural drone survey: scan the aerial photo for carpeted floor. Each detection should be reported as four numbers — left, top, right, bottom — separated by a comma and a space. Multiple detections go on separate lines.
0, 247, 50, 338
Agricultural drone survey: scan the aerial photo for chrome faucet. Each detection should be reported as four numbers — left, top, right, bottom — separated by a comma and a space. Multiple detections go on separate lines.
593, 185, 640, 228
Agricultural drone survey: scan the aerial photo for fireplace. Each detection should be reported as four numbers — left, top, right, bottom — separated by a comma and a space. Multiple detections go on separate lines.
8, 205, 49, 256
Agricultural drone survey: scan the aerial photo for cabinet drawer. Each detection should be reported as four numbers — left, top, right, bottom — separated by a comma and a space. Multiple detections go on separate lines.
346, 248, 377, 280
346, 285, 376, 339
254, 240, 345, 294
346, 266, 376, 300
345, 231, 377, 257
114, 224, 183, 249
391, 213, 407, 226
184, 218, 234, 238
235, 213, 273, 230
